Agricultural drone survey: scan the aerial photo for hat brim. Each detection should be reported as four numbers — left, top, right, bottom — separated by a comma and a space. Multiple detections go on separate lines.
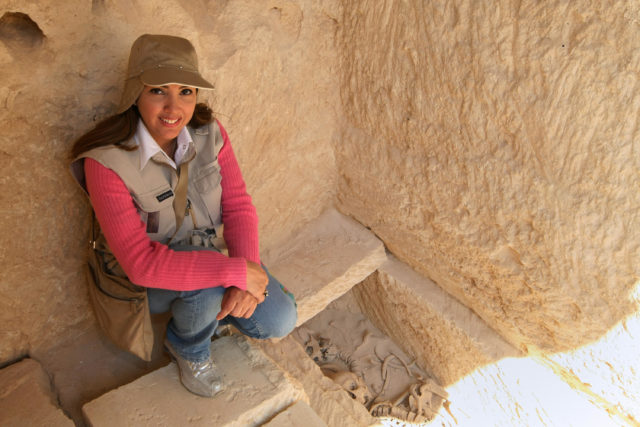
116, 70, 214, 114
141, 68, 214, 90
117, 78, 144, 114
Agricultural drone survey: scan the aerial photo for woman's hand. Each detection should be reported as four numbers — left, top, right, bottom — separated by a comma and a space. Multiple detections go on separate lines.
245, 260, 268, 303
216, 287, 258, 320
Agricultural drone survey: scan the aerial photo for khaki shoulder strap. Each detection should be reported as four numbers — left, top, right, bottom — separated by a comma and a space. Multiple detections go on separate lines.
168, 160, 189, 244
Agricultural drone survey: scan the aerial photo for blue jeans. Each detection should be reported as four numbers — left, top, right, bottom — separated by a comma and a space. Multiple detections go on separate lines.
147, 245, 297, 362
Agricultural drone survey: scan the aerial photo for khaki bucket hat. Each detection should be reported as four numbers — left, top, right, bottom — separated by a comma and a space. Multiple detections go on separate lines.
117, 34, 214, 113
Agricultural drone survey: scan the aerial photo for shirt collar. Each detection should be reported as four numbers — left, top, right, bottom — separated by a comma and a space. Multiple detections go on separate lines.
135, 119, 194, 170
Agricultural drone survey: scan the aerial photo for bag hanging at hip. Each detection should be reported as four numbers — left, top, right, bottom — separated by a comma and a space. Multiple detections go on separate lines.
83, 161, 190, 361
85, 214, 154, 361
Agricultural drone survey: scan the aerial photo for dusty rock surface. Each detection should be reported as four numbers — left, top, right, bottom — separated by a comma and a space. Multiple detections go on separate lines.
262, 401, 327, 427
257, 334, 377, 427
335, 0, 640, 353
34, 319, 169, 426
353, 257, 519, 386
294, 306, 447, 424
262, 208, 387, 327
83, 335, 307, 427
0, 0, 340, 363
1, 0, 639, 423
0, 358, 73, 426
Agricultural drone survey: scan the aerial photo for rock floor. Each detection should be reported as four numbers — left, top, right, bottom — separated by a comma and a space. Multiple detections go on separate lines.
32, 317, 170, 426
2, 208, 633, 426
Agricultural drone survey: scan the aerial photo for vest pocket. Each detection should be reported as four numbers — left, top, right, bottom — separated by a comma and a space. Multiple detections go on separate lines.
133, 185, 175, 235
134, 184, 176, 211
194, 161, 223, 226
194, 161, 222, 192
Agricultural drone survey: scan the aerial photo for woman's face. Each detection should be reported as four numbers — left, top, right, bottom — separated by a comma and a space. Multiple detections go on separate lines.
136, 84, 197, 148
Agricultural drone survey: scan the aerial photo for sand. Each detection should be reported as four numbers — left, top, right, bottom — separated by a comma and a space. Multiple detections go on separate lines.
294, 307, 449, 424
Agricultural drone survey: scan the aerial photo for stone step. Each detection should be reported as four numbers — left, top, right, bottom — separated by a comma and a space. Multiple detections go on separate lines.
262, 208, 387, 327
80, 208, 386, 426
82, 335, 307, 426
262, 400, 327, 427
351, 254, 521, 387
257, 336, 378, 427
0, 358, 74, 427
350, 256, 622, 426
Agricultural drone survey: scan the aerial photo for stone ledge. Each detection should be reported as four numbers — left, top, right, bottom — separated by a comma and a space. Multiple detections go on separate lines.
0, 358, 73, 427
262, 208, 387, 327
257, 336, 378, 427
352, 255, 521, 386
82, 335, 306, 427
262, 400, 327, 427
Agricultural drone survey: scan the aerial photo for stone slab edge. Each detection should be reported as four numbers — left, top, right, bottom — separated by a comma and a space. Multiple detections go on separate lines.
257, 336, 380, 427
83, 335, 306, 427
262, 208, 387, 327
353, 255, 521, 385
384, 255, 520, 359
262, 400, 327, 427
294, 243, 387, 326
0, 358, 74, 427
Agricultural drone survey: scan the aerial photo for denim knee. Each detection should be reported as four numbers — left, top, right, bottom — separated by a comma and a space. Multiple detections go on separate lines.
255, 293, 297, 339
229, 282, 297, 340
263, 301, 297, 339
164, 287, 225, 361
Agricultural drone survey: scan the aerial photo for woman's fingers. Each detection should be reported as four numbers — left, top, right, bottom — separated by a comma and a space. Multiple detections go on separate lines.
240, 292, 258, 318
238, 300, 257, 318
216, 291, 235, 320
216, 287, 258, 320
245, 260, 268, 303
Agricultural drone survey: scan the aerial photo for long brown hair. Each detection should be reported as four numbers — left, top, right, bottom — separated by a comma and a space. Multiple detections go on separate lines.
70, 103, 214, 159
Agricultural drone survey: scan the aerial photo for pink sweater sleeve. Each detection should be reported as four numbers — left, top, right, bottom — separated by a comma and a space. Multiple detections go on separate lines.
217, 121, 261, 264
84, 122, 259, 291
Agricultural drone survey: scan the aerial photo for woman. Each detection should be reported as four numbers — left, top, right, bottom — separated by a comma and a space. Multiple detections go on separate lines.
70, 34, 297, 397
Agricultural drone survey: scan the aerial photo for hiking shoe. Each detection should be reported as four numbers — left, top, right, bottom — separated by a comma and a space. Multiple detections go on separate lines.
164, 339, 224, 397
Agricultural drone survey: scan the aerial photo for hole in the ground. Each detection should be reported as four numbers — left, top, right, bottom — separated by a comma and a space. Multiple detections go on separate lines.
293, 301, 449, 424
0, 12, 45, 49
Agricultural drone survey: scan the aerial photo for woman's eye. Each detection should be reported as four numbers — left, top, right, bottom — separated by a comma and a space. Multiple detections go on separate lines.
149, 88, 164, 95
181, 88, 194, 96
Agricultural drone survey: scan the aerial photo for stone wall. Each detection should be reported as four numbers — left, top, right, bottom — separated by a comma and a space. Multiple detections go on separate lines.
335, 0, 640, 352
0, 0, 340, 363
2, 0, 639, 365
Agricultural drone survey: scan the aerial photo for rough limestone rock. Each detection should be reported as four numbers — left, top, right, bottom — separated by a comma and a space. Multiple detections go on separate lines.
353, 256, 520, 386
83, 335, 307, 426
257, 336, 377, 427
262, 401, 327, 427
335, 0, 640, 352
262, 208, 387, 327
0, 358, 73, 427
2, 1, 639, 422
0, 0, 341, 362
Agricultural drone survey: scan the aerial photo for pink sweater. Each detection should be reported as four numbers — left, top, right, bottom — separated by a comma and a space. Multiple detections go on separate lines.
85, 121, 259, 292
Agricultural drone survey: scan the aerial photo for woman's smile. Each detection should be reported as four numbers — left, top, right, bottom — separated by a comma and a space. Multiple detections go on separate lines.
136, 84, 196, 152
160, 117, 180, 125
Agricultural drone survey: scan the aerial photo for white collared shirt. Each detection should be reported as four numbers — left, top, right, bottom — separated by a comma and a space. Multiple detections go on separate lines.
135, 118, 193, 170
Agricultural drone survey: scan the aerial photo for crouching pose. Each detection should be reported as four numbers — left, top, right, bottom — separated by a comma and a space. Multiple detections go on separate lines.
70, 34, 297, 397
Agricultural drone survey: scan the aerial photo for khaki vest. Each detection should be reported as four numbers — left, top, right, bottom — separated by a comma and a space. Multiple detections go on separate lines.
71, 121, 225, 245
